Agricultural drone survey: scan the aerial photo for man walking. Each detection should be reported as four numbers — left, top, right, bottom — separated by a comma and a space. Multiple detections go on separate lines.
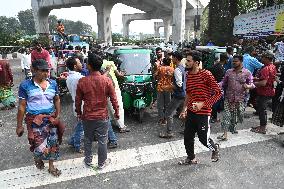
251, 51, 277, 134
218, 55, 254, 141
179, 51, 221, 165
159, 51, 185, 138
75, 53, 119, 169
21, 48, 32, 79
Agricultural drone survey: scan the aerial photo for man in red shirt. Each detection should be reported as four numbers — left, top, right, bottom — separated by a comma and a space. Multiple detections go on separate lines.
251, 51, 277, 134
179, 51, 222, 165
31, 41, 52, 69
75, 53, 119, 169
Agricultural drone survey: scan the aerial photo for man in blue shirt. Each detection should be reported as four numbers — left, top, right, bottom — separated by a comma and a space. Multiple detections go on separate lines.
243, 46, 263, 76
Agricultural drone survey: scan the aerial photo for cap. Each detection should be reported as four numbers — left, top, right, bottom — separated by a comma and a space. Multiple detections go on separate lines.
171, 51, 183, 61
262, 51, 274, 60
32, 59, 49, 70
166, 47, 173, 54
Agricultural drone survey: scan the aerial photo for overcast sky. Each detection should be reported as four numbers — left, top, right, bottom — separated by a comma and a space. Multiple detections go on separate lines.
1, 0, 209, 34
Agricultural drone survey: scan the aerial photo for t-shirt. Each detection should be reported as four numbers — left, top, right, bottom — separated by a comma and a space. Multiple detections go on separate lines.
101, 60, 119, 88
156, 66, 174, 92
256, 64, 277, 97
18, 79, 59, 115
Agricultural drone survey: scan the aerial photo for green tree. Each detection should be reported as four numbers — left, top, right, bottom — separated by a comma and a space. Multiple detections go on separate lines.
17, 9, 36, 35
112, 33, 124, 42
48, 15, 58, 34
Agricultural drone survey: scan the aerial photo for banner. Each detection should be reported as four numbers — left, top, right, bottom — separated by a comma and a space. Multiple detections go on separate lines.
233, 4, 284, 38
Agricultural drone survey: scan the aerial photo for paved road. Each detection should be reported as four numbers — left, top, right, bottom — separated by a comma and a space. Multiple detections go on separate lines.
0, 59, 283, 189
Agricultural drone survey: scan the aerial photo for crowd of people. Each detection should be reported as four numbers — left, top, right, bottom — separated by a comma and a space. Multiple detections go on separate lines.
0, 35, 283, 177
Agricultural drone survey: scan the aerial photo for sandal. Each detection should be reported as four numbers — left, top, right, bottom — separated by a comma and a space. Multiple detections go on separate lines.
159, 132, 174, 138
250, 127, 266, 134
178, 158, 198, 165
217, 135, 228, 141
48, 168, 62, 177
34, 158, 45, 170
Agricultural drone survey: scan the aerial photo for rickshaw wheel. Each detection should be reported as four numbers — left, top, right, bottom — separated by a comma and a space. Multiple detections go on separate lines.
138, 108, 145, 123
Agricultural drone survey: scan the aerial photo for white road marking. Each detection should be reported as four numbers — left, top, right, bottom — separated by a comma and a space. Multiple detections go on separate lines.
0, 125, 282, 189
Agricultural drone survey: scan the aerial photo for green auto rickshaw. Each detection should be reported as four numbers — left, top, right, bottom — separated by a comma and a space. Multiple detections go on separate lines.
114, 48, 154, 122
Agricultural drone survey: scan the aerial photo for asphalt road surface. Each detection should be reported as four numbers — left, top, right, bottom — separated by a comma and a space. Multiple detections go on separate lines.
0, 58, 283, 189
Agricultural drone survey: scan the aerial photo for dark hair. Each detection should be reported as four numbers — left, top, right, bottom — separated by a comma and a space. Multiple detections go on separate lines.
245, 46, 255, 54
162, 58, 171, 66
88, 53, 103, 71
226, 46, 234, 54
187, 50, 202, 62
73, 52, 83, 63
220, 53, 228, 62
156, 47, 162, 52
233, 54, 243, 62
172, 51, 183, 61
33, 40, 40, 46
66, 57, 77, 71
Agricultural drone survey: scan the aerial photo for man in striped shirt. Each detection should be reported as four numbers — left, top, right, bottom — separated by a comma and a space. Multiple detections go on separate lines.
179, 51, 222, 165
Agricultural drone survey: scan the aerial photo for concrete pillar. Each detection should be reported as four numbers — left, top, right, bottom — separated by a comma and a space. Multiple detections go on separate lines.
93, 0, 114, 45
32, 8, 50, 34
172, 0, 186, 44
122, 21, 130, 38
163, 17, 171, 43
154, 22, 164, 37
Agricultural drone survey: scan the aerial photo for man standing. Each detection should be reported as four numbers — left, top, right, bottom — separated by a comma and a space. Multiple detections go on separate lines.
159, 51, 185, 138
224, 46, 234, 72
243, 46, 263, 75
0, 59, 16, 110
218, 55, 254, 141
16, 59, 62, 177
66, 57, 84, 153
31, 41, 52, 69
21, 48, 32, 79
56, 20, 68, 41
251, 51, 277, 134
75, 53, 119, 169
179, 51, 221, 165
272, 36, 284, 63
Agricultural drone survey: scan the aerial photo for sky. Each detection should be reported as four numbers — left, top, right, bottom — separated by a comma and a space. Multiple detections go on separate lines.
1, 0, 209, 34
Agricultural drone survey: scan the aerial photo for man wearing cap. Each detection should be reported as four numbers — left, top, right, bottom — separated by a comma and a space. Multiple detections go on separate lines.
159, 51, 185, 138
16, 59, 63, 176
251, 51, 277, 134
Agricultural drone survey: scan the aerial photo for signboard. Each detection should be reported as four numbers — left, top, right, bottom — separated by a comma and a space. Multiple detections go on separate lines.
233, 4, 284, 38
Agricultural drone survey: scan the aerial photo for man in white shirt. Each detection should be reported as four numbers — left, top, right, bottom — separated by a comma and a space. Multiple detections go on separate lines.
21, 48, 31, 79
66, 57, 84, 153
273, 36, 284, 62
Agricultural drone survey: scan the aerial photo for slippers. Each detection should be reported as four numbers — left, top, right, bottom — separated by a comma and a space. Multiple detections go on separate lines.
217, 135, 228, 141
48, 168, 62, 177
34, 158, 45, 170
251, 127, 266, 134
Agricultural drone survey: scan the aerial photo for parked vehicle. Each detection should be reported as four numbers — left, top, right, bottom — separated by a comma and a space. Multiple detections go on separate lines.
114, 48, 154, 122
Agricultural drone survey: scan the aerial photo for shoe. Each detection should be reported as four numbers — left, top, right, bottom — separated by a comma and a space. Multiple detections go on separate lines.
108, 142, 118, 149
119, 127, 130, 133
159, 132, 174, 138
211, 143, 220, 162
84, 160, 95, 168
98, 158, 111, 170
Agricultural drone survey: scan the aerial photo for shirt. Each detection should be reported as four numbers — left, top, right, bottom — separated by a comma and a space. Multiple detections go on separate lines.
186, 70, 222, 115
224, 54, 233, 72
75, 71, 119, 120
66, 71, 84, 116
21, 53, 31, 70
156, 66, 175, 92
18, 79, 59, 115
101, 60, 119, 88
243, 54, 263, 75
256, 64, 277, 97
0, 60, 13, 87
275, 41, 284, 61
31, 48, 52, 68
221, 68, 253, 103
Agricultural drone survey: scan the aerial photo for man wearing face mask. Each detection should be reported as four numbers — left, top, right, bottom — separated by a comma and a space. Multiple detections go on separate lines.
179, 50, 222, 165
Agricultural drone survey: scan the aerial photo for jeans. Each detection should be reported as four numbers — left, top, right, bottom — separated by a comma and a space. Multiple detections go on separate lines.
165, 97, 184, 133
69, 121, 84, 151
157, 91, 171, 120
257, 95, 272, 127
83, 119, 109, 166
108, 120, 117, 144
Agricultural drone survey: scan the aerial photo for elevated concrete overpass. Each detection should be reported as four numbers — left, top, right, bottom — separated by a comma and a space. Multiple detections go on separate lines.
31, 0, 205, 44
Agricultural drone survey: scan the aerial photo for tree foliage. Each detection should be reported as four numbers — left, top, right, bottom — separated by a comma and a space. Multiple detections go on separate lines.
17, 9, 36, 35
